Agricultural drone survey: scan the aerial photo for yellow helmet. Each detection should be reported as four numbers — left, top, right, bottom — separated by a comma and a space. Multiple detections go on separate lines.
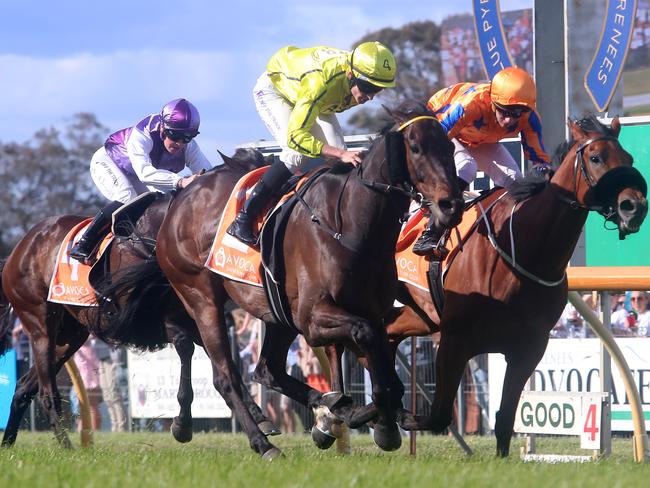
490, 66, 536, 110
350, 41, 397, 88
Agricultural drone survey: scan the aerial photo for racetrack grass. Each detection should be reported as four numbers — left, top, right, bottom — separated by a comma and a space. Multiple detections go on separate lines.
0, 432, 647, 488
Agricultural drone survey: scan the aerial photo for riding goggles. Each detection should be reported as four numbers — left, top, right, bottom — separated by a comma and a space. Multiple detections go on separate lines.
494, 103, 530, 119
354, 78, 383, 95
164, 128, 198, 143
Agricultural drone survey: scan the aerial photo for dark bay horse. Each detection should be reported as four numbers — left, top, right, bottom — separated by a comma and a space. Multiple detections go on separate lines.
153, 101, 463, 459
359, 115, 647, 456
0, 149, 275, 448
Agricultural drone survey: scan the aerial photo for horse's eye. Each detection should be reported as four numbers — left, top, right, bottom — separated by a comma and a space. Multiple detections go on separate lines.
589, 154, 602, 164
409, 144, 420, 154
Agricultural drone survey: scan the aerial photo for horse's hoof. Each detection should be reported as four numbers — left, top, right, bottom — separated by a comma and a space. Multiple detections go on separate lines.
171, 418, 193, 443
373, 423, 402, 452
261, 447, 284, 461
258, 420, 281, 437
311, 425, 337, 450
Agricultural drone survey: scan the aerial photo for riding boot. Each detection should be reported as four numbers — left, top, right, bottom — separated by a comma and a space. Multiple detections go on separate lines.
412, 218, 449, 259
69, 200, 123, 264
227, 161, 293, 247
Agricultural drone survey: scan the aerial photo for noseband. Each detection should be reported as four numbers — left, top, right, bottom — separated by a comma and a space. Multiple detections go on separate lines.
557, 135, 646, 220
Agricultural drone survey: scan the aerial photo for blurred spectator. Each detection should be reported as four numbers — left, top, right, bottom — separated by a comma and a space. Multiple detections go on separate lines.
11, 317, 31, 378
73, 338, 102, 431
298, 337, 330, 394
611, 293, 638, 336
630, 291, 650, 336
92, 337, 127, 432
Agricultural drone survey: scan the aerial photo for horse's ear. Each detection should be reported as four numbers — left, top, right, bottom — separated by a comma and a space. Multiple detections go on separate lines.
610, 117, 621, 138
383, 104, 407, 126
218, 150, 232, 165
568, 118, 586, 141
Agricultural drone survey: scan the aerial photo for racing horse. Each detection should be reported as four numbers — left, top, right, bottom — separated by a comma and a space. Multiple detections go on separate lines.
333, 115, 647, 457
0, 149, 275, 448
154, 101, 464, 459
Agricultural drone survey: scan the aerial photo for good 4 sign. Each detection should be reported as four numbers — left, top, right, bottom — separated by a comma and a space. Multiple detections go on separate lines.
514, 391, 607, 450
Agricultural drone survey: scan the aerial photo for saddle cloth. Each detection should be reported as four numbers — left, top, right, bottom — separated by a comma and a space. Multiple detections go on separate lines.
206, 167, 308, 286
47, 219, 114, 306
395, 190, 504, 290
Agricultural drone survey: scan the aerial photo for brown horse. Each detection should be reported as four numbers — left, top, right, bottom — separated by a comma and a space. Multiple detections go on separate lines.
153, 101, 463, 458
346, 115, 647, 457
0, 149, 275, 448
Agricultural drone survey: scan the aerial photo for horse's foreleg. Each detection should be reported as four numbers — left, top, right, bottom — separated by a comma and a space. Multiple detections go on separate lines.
170, 327, 195, 443
495, 337, 548, 457
309, 300, 404, 451
424, 331, 469, 434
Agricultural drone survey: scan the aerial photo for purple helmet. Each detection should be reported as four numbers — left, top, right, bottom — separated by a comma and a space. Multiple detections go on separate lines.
160, 98, 200, 135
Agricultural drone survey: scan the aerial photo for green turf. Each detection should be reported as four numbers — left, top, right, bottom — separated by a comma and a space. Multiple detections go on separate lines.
0, 432, 647, 487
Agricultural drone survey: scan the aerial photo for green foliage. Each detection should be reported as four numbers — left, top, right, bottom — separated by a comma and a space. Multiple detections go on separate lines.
0, 432, 645, 488
347, 21, 443, 133
0, 113, 106, 255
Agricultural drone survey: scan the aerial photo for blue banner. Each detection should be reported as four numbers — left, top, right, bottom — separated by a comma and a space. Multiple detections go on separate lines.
584, 1, 638, 112
472, 0, 513, 79
0, 349, 17, 429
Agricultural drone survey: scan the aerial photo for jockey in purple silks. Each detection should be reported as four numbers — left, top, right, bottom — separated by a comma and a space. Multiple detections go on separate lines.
70, 98, 212, 264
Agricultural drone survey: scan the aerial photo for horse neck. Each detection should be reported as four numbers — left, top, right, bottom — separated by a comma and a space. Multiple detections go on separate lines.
349, 141, 410, 245
508, 148, 589, 276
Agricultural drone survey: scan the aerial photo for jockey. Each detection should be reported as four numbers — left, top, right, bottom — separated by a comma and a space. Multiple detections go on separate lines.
412, 66, 552, 257
70, 98, 212, 264
227, 41, 397, 247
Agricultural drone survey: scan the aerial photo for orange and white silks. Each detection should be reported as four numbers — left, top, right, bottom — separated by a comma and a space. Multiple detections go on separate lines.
47, 219, 114, 306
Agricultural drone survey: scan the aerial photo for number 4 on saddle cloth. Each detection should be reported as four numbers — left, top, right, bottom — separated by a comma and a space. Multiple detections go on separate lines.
395, 189, 503, 316
206, 166, 327, 329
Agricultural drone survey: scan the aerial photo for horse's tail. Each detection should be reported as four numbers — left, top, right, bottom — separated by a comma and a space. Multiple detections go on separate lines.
0, 260, 14, 356
90, 257, 171, 351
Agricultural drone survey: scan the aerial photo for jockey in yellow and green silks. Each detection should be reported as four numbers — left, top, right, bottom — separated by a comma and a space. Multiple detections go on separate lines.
228, 41, 398, 247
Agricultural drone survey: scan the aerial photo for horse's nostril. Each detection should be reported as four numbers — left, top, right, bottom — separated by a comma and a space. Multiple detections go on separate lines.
439, 198, 463, 215
619, 199, 636, 213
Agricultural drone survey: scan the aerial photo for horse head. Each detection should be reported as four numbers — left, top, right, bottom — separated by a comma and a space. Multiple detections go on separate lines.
552, 115, 648, 239
383, 101, 463, 230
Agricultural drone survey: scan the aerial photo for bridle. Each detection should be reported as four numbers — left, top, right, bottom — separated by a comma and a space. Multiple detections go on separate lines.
552, 135, 642, 222
357, 115, 441, 208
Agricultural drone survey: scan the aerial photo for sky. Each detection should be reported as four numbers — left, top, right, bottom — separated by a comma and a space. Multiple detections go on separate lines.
0, 0, 531, 163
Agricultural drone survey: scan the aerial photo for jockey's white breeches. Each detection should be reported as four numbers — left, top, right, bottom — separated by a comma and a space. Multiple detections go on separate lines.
90, 147, 153, 203
253, 72, 346, 173
453, 139, 522, 188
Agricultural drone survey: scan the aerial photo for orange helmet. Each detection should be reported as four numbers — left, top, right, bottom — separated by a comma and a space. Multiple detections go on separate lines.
490, 67, 536, 110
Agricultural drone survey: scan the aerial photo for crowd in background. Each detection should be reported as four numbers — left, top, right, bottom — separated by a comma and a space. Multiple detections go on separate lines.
552, 290, 650, 338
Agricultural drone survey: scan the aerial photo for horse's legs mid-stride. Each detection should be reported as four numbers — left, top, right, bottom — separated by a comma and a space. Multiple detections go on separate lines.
2, 308, 89, 448
307, 299, 404, 450
494, 334, 549, 456
169, 327, 195, 443
171, 276, 278, 458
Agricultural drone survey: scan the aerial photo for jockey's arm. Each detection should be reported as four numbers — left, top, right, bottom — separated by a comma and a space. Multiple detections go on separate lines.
184, 140, 213, 173
521, 111, 552, 168
127, 127, 181, 191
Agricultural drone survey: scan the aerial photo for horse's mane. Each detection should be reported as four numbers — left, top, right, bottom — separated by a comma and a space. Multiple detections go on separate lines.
510, 115, 616, 202
552, 114, 616, 165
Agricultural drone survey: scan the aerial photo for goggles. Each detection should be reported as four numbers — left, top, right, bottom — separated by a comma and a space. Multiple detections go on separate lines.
354, 78, 383, 95
494, 103, 530, 119
163, 128, 198, 143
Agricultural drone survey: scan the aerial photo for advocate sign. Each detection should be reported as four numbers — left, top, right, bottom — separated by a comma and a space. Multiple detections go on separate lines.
489, 338, 650, 431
